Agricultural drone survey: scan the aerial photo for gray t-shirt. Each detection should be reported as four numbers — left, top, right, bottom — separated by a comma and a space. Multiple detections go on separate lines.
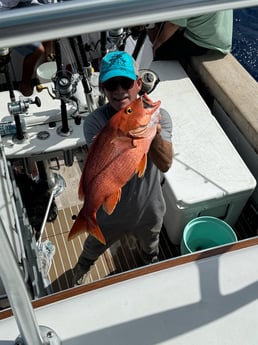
83, 102, 172, 233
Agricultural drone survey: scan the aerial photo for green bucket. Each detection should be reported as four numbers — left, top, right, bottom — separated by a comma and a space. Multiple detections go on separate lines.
180, 216, 238, 254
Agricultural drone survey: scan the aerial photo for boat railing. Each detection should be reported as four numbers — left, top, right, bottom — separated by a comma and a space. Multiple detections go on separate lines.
0, 0, 258, 48
0, 140, 46, 299
0, 142, 61, 345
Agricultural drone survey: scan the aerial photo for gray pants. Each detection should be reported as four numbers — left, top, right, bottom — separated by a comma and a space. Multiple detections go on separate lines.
78, 218, 162, 267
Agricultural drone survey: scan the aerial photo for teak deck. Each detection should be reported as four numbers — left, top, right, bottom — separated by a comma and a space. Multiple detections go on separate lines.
41, 147, 179, 292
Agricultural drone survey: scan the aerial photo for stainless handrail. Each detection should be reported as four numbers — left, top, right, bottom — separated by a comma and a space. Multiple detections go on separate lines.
0, 217, 61, 344
0, 143, 60, 344
0, 216, 44, 345
0, 0, 258, 48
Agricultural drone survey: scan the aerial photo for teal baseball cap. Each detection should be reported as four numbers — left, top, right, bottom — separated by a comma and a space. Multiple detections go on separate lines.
99, 51, 138, 83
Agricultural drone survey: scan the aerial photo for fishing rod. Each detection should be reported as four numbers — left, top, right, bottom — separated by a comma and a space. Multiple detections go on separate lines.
53, 39, 72, 135
131, 26, 148, 60
68, 35, 96, 113
0, 48, 28, 141
0, 48, 15, 101
100, 31, 107, 57
0, 48, 24, 140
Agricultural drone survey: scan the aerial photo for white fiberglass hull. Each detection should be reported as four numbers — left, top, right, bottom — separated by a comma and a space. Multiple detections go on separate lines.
1, 238, 258, 345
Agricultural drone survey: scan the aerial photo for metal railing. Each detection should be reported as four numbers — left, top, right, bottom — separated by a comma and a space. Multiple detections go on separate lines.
0, 143, 60, 345
0, 0, 258, 48
0, 218, 45, 345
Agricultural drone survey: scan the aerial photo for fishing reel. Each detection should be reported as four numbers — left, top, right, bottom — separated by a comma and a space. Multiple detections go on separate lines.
8, 96, 41, 116
7, 96, 41, 141
107, 28, 127, 51
139, 69, 160, 95
52, 70, 81, 100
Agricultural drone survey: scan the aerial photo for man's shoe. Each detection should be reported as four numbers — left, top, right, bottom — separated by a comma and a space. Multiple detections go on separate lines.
72, 261, 93, 286
149, 255, 159, 264
141, 251, 159, 265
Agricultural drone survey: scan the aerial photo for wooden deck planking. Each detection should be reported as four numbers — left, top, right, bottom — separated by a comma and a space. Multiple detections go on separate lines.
42, 206, 117, 291
39, 147, 178, 292
40, 147, 256, 294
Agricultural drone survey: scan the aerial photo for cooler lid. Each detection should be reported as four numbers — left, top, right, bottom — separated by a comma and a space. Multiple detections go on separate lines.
150, 61, 256, 205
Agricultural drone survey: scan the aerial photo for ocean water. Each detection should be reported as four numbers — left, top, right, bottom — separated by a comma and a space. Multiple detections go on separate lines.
232, 6, 258, 81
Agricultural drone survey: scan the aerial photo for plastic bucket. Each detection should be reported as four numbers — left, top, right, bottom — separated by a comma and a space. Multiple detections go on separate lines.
180, 216, 238, 254
36, 61, 57, 83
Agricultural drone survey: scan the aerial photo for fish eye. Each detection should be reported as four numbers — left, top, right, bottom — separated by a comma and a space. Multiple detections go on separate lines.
125, 107, 132, 115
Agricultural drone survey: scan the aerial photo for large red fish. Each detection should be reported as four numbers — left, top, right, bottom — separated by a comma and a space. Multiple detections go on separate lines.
68, 94, 161, 244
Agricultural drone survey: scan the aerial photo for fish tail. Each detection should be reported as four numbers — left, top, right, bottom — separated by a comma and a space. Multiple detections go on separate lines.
68, 212, 106, 245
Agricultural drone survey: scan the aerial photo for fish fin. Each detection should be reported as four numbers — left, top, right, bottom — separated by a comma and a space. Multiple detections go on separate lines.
136, 153, 147, 177
103, 189, 121, 215
78, 170, 85, 201
68, 212, 106, 245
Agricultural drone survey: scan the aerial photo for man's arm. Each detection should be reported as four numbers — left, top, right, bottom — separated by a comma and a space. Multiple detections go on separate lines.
149, 127, 173, 173
152, 22, 179, 55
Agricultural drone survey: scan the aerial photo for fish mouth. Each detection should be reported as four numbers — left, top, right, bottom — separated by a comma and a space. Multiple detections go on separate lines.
142, 93, 161, 109
128, 95, 161, 137
142, 93, 161, 121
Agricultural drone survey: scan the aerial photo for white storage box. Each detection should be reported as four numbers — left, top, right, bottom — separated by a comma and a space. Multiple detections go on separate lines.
150, 61, 256, 245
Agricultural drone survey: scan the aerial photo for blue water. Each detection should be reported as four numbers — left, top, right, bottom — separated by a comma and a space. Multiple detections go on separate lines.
232, 6, 258, 81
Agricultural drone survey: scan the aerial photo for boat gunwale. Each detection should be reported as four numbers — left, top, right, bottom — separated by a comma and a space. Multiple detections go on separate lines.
1, 236, 257, 320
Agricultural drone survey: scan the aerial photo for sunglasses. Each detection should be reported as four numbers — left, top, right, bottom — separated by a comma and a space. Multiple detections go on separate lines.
102, 77, 135, 91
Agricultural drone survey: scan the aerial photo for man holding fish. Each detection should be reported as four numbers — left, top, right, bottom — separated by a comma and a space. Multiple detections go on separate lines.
69, 51, 173, 286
